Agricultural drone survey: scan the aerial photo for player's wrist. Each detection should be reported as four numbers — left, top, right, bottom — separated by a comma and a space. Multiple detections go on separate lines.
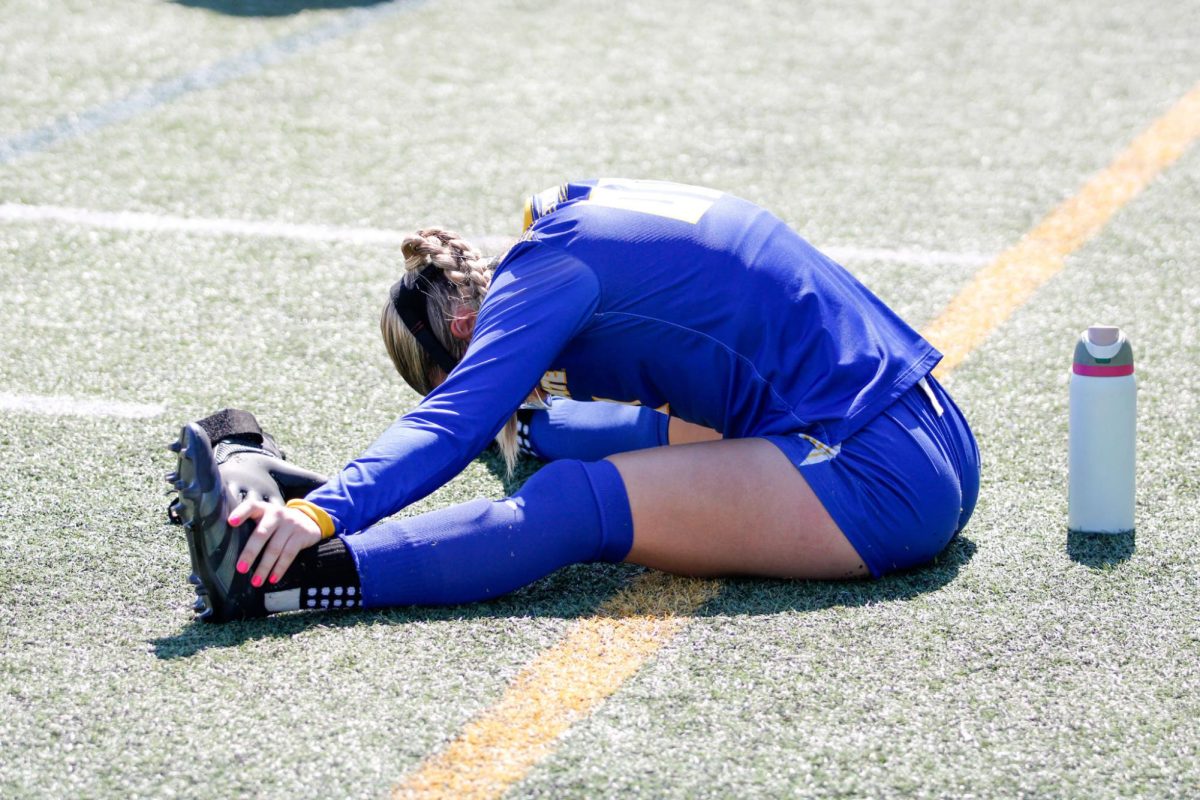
285, 499, 336, 539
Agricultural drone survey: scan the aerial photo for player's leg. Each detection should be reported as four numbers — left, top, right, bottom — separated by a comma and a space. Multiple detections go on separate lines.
668, 417, 723, 445
610, 438, 870, 580
172, 417, 633, 619
517, 398, 718, 462
613, 378, 979, 580
340, 458, 632, 608
340, 435, 873, 607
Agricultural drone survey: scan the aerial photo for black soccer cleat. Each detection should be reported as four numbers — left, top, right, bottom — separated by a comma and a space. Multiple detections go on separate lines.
168, 423, 267, 623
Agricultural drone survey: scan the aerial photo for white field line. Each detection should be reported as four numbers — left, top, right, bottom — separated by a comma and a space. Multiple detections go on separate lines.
821, 245, 990, 268
0, 202, 992, 267
0, 202, 411, 246
0, 203, 987, 421
0, 391, 165, 419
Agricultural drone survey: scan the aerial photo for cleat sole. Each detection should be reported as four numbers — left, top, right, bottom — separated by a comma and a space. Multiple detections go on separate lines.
171, 422, 265, 623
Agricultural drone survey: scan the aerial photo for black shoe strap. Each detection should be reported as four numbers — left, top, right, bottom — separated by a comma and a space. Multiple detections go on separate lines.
195, 408, 265, 446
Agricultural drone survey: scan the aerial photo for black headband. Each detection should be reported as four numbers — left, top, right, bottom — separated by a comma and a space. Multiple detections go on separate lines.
389, 265, 460, 376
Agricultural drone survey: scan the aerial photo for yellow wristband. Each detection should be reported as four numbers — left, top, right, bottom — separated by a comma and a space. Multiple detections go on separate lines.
285, 499, 336, 539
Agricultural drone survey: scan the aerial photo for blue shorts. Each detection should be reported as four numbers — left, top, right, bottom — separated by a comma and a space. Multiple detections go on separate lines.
766, 375, 980, 578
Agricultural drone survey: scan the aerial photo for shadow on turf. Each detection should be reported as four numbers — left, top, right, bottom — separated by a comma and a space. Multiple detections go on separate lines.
698, 535, 977, 618
150, 562, 644, 660
170, 0, 391, 17
1067, 530, 1135, 569
150, 537, 977, 659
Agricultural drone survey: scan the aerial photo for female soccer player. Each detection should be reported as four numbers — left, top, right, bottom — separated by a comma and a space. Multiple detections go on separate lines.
174, 179, 979, 620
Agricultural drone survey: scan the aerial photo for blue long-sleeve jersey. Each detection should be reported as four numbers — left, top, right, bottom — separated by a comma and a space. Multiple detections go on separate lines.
306, 179, 942, 535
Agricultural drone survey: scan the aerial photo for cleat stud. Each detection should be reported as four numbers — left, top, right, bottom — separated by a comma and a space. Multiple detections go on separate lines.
168, 440, 182, 453
173, 480, 186, 491
165, 471, 180, 483
187, 573, 201, 586
183, 521, 195, 532
193, 597, 207, 612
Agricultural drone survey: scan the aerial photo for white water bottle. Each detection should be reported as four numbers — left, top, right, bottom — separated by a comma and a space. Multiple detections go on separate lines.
1068, 325, 1136, 534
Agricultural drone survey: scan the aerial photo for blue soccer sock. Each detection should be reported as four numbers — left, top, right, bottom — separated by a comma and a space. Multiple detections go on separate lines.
341, 458, 634, 608
518, 398, 670, 462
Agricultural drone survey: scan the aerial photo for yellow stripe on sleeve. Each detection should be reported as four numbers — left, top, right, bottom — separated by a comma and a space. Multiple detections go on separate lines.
522, 197, 534, 232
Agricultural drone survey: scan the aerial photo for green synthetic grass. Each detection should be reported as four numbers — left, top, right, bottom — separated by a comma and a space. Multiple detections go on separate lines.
2, 1, 1198, 797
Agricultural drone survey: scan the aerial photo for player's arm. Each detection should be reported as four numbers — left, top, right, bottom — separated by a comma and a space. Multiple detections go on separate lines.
233, 242, 600, 582
301, 242, 601, 536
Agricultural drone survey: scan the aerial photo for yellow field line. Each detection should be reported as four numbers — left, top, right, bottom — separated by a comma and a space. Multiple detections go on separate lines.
392, 81, 1200, 800
927, 82, 1200, 376
393, 572, 722, 800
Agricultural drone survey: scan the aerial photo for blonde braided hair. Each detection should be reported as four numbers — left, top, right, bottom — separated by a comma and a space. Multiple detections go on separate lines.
381, 227, 523, 473
400, 227, 492, 307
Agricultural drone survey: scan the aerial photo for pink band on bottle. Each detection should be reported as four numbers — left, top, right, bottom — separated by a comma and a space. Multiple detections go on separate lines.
1073, 363, 1134, 377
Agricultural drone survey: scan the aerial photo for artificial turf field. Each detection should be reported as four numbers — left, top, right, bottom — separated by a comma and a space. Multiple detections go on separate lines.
1, 0, 1198, 797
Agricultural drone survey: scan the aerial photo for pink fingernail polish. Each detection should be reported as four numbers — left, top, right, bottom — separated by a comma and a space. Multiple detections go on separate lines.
268, 574, 279, 585
229, 517, 241, 526
236, 561, 249, 574
250, 575, 263, 588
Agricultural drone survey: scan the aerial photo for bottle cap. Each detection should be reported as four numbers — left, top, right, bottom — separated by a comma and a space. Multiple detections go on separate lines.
1073, 325, 1134, 377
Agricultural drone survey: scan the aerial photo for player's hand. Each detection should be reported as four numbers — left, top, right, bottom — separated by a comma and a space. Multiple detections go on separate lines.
229, 500, 322, 588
